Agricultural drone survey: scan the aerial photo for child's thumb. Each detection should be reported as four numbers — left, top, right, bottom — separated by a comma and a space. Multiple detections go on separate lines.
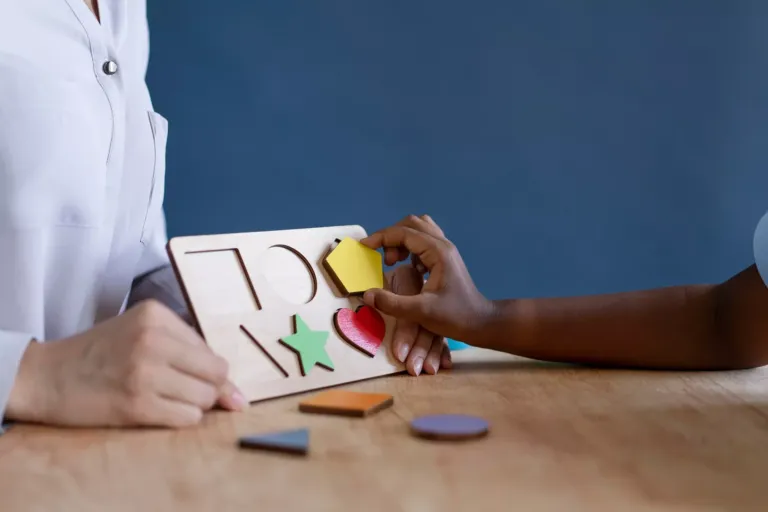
363, 288, 426, 321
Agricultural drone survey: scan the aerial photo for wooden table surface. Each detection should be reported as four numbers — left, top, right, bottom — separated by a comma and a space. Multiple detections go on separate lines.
2, 348, 768, 512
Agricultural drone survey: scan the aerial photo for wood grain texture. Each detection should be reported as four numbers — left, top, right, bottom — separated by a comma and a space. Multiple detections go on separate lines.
167, 226, 404, 402
3, 348, 768, 511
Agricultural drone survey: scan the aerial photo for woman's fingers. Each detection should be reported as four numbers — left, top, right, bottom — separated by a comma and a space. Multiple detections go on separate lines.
423, 335, 445, 375
405, 327, 435, 376
216, 380, 248, 411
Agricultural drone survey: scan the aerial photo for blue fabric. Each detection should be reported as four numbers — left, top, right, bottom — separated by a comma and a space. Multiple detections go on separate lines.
755, 212, 768, 286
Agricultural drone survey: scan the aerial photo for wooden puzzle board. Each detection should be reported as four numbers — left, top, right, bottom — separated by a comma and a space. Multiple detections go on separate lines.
167, 225, 405, 403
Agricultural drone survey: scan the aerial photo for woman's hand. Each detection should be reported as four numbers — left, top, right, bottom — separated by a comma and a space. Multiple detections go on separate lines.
385, 264, 451, 376
7, 300, 246, 427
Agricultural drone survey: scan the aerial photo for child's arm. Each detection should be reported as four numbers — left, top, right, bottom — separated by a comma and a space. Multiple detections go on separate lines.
472, 268, 766, 370
362, 215, 768, 371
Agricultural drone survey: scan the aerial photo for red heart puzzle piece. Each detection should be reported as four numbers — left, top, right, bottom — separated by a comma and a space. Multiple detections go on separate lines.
334, 305, 386, 357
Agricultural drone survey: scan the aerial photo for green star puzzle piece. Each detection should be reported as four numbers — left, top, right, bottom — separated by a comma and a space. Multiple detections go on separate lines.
279, 315, 334, 375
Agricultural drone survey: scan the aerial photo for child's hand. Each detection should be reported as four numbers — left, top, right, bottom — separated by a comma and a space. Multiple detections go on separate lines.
362, 215, 494, 345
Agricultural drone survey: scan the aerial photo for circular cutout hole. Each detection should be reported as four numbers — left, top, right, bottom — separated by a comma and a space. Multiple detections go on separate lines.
259, 245, 317, 305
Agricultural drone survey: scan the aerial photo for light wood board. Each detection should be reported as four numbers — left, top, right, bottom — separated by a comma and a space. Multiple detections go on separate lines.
167, 225, 405, 403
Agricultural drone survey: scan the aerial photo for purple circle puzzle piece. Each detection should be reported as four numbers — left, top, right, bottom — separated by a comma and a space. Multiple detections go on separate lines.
410, 414, 489, 441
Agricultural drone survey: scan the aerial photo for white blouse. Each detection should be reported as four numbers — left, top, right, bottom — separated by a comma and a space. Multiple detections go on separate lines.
0, 0, 186, 418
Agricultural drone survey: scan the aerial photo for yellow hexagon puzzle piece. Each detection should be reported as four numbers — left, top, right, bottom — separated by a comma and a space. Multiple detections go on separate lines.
323, 237, 384, 295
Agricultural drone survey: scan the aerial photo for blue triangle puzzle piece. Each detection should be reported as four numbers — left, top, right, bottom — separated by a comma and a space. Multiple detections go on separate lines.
239, 428, 309, 455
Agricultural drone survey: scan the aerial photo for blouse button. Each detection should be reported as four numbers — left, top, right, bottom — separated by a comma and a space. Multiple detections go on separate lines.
102, 60, 118, 75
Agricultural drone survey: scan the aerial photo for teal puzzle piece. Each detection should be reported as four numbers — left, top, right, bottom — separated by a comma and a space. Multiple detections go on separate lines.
447, 338, 470, 351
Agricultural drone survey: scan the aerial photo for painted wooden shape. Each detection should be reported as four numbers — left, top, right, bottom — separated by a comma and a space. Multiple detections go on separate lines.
279, 314, 334, 376
323, 237, 383, 295
238, 428, 309, 455
298, 390, 394, 417
410, 414, 490, 441
167, 225, 404, 403
334, 305, 385, 357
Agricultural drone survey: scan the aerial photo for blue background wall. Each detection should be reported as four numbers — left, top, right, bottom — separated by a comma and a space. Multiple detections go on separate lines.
146, 1, 768, 300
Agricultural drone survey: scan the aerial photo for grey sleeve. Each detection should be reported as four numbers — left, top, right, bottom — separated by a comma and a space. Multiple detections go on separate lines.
0, 331, 32, 422
754, 212, 768, 286
127, 207, 192, 324
126, 265, 191, 324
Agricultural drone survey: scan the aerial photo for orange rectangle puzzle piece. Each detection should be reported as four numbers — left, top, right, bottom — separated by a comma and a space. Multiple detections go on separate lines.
298, 390, 394, 417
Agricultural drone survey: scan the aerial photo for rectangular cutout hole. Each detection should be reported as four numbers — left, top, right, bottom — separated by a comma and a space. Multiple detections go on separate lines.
183, 249, 260, 315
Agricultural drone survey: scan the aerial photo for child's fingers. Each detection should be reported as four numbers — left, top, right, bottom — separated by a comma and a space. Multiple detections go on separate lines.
411, 255, 427, 275
362, 288, 431, 323
397, 214, 445, 239
419, 214, 445, 237
384, 247, 401, 266
362, 227, 444, 271
364, 214, 447, 270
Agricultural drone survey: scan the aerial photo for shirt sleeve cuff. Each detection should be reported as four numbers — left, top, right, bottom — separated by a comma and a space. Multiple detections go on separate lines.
754, 212, 768, 287
127, 265, 191, 323
0, 331, 33, 422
